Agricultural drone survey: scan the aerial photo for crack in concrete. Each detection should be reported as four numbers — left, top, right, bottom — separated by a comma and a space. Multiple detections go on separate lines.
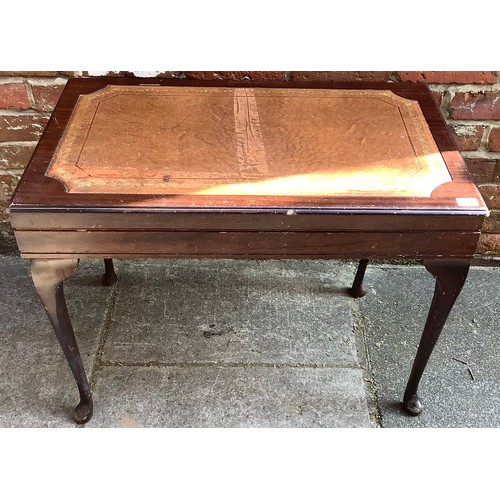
349, 288, 383, 428
88, 275, 121, 391
101, 360, 363, 370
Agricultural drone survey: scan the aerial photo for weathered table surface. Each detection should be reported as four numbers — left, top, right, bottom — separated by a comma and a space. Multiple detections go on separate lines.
9, 77, 488, 423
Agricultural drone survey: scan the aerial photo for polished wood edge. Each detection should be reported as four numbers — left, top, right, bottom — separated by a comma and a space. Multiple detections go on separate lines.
18, 253, 477, 260
8, 204, 488, 217
65, 77, 432, 92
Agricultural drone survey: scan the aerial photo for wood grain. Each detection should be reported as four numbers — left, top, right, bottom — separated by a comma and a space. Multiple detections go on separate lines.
9, 211, 484, 232
15, 230, 479, 259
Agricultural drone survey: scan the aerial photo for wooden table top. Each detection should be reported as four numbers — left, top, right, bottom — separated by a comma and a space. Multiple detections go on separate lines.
10, 77, 487, 216
47, 85, 451, 198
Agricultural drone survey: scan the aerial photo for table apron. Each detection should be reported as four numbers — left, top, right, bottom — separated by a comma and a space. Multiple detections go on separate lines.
15, 230, 480, 259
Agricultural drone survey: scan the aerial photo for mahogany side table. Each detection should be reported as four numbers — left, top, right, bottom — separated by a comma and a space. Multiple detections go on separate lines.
9, 78, 488, 424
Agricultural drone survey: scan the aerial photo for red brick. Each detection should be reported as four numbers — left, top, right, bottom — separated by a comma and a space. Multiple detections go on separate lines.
448, 124, 485, 151
465, 158, 497, 183
0, 71, 79, 78
0, 144, 36, 170
478, 184, 500, 209
0, 71, 58, 77
31, 85, 65, 112
449, 91, 500, 120
184, 71, 285, 80
477, 233, 500, 255
57, 71, 81, 77
0, 84, 30, 110
481, 210, 500, 233
0, 115, 49, 142
493, 161, 500, 183
488, 127, 500, 152
397, 71, 497, 84
288, 71, 391, 82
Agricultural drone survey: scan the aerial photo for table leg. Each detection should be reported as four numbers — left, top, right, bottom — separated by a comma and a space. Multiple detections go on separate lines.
102, 258, 118, 286
403, 259, 470, 415
30, 258, 93, 424
348, 259, 369, 298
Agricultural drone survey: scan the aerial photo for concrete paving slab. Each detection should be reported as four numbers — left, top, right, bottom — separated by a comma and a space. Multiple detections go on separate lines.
0, 223, 17, 256
86, 365, 370, 427
104, 259, 358, 365
0, 257, 114, 427
360, 264, 500, 427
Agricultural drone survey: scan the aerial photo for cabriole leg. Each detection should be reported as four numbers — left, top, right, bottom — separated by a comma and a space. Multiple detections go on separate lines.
348, 259, 369, 298
102, 259, 118, 286
30, 258, 93, 424
403, 259, 470, 415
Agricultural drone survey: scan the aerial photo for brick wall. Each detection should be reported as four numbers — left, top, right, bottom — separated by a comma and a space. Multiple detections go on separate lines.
1, 71, 500, 255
